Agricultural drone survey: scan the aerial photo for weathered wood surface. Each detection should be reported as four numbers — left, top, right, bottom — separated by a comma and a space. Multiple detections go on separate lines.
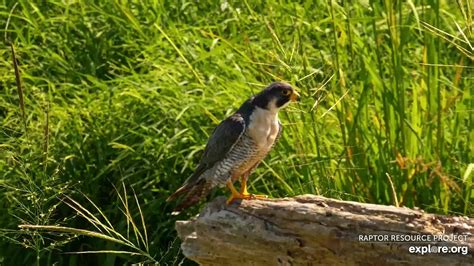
176, 195, 473, 265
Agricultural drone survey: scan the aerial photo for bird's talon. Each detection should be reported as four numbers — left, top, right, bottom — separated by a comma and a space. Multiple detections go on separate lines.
250, 194, 268, 199
226, 197, 236, 205
226, 192, 268, 205
240, 193, 268, 200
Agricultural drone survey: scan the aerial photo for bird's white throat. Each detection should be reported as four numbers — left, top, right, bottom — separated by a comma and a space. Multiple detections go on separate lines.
247, 106, 280, 149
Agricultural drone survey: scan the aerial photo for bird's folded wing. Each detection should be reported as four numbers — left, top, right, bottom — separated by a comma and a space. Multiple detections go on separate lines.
200, 114, 246, 166
182, 114, 246, 185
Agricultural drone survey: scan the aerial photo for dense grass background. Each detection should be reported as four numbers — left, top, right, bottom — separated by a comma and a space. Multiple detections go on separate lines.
0, 0, 472, 264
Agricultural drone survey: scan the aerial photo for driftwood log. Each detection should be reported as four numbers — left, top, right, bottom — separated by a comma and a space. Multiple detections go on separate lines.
176, 195, 473, 265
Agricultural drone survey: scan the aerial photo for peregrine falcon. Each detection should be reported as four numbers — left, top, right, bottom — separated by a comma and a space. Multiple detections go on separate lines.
167, 82, 300, 211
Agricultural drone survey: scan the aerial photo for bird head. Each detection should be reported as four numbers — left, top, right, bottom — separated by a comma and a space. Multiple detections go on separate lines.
253, 82, 300, 112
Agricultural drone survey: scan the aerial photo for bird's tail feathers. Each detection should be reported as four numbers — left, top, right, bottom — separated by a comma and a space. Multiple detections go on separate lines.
167, 165, 207, 203
166, 183, 191, 202
169, 179, 211, 213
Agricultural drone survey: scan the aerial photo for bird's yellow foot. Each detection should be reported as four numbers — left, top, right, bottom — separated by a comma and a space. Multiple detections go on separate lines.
226, 192, 268, 204
226, 180, 268, 205
244, 193, 268, 200
240, 176, 268, 200
226, 192, 252, 205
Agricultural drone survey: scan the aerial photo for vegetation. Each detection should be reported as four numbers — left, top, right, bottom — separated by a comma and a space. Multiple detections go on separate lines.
0, 0, 472, 264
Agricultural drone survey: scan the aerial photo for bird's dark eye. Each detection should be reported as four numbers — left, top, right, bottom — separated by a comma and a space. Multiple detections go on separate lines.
281, 89, 291, 96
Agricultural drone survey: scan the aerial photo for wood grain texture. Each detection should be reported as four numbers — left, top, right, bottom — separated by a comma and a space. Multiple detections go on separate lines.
176, 195, 473, 265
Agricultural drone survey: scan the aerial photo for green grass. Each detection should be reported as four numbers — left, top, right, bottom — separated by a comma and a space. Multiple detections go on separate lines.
0, 0, 472, 264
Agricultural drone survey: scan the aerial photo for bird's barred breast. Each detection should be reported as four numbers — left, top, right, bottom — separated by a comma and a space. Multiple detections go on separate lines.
208, 135, 257, 185
213, 132, 276, 186
231, 135, 266, 177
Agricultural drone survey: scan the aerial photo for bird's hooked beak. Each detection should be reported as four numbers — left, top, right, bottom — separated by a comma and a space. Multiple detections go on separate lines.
290, 90, 300, 102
